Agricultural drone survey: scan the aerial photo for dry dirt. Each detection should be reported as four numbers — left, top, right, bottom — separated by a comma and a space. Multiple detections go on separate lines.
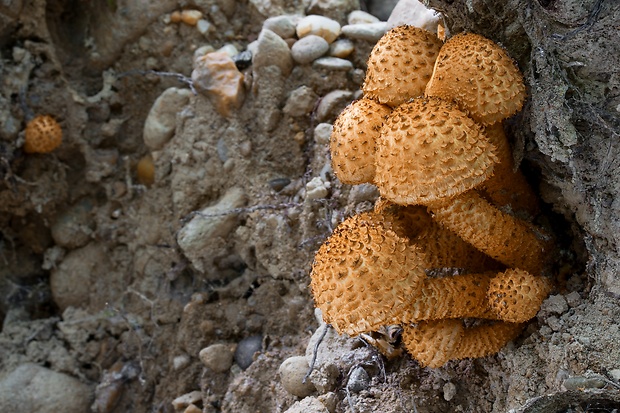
1, 1, 620, 412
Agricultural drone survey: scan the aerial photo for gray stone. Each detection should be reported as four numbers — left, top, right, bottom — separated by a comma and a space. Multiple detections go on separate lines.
279, 356, 316, 398
313, 123, 333, 145
234, 335, 263, 370
541, 294, 569, 316
143, 87, 192, 150
347, 366, 370, 392
263, 15, 296, 39
315, 89, 354, 122
0, 363, 92, 413
284, 396, 330, 413
291, 35, 330, 64
50, 198, 95, 249
176, 187, 247, 272
366, 0, 399, 21
283, 86, 319, 117
253, 29, 293, 76
341, 22, 387, 41
313, 57, 353, 71
199, 343, 234, 373
386, 0, 440, 32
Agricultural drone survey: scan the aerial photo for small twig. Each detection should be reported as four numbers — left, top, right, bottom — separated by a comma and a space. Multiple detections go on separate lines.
303, 323, 330, 383
118, 69, 198, 95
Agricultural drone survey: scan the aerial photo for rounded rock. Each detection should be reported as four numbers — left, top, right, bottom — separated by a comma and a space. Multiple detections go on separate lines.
192, 52, 245, 117
291, 35, 329, 64
347, 366, 370, 392
263, 15, 296, 39
341, 22, 387, 42
313, 57, 353, 71
347, 10, 380, 25
283, 86, 319, 117
199, 343, 234, 373
143, 87, 192, 150
279, 356, 316, 398
296, 15, 341, 44
253, 29, 293, 75
51, 198, 95, 249
329, 39, 354, 58
234, 335, 263, 370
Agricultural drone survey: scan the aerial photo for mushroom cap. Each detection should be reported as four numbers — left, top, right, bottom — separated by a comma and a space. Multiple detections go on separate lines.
363, 25, 443, 107
310, 211, 426, 336
375, 96, 498, 205
488, 269, 551, 323
24, 115, 62, 154
425, 32, 526, 125
330, 98, 391, 184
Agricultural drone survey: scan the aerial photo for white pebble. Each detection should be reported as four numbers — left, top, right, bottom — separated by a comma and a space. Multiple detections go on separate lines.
143, 87, 193, 150
313, 123, 333, 145
313, 57, 353, 71
199, 343, 234, 373
216, 43, 239, 57
386, 0, 441, 33
347, 10, 381, 25
253, 29, 293, 75
291, 35, 329, 64
263, 15, 296, 39
197, 19, 213, 36
305, 177, 330, 200
443, 382, 457, 401
341, 22, 388, 41
171, 391, 202, 410
173, 355, 191, 370
296, 15, 341, 44
279, 356, 316, 398
329, 38, 354, 58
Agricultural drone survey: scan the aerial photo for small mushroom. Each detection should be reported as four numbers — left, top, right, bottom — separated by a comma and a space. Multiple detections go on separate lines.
330, 98, 391, 185
488, 268, 551, 323
24, 115, 62, 153
425, 32, 526, 125
363, 25, 443, 107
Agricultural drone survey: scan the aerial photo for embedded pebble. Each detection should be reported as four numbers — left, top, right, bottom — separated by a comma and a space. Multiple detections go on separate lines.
348, 184, 380, 203
291, 35, 329, 64
177, 187, 246, 273
313, 57, 353, 71
315, 89, 354, 122
199, 343, 234, 373
283, 86, 319, 117
217, 43, 240, 57
253, 29, 293, 76
263, 15, 296, 39
541, 294, 569, 316
386, 0, 440, 33
443, 382, 457, 401
196, 19, 213, 36
50, 198, 95, 249
234, 335, 263, 370
284, 397, 330, 413
347, 10, 381, 25
565, 291, 581, 307
609, 369, 620, 381
347, 366, 370, 392
329, 38, 354, 58
173, 355, 191, 371
0, 363, 93, 413
305, 176, 331, 200
296, 15, 341, 43
180, 10, 203, 26
269, 178, 291, 191
279, 356, 316, 398
313, 123, 333, 145
171, 391, 202, 410
143, 87, 192, 150
563, 376, 606, 390
192, 52, 245, 117
341, 22, 388, 41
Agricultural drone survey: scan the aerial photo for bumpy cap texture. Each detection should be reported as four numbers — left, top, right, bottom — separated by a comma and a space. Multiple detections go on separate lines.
310, 211, 426, 336
24, 115, 62, 153
364, 26, 443, 107
375, 97, 498, 205
330, 98, 391, 184
488, 269, 551, 323
425, 32, 526, 125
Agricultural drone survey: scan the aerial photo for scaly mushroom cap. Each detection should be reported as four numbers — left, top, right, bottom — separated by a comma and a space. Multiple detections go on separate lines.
488, 269, 551, 323
310, 211, 426, 336
363, 25, 443, 107
425, 32, 526, 125
330, 98, 391, 184
375, 96, 498, 205
24, 115, 62, 154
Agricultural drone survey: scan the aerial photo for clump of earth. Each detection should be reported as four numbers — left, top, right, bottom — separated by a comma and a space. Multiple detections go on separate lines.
1, 0, 620, 412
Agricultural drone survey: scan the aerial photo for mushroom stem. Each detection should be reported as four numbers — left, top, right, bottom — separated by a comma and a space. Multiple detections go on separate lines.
481, 123, 539, 218
427, 190, 552, 275
402, 319, 524, 368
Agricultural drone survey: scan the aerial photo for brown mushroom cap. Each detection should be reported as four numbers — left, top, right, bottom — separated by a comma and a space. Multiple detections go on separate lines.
488, 269, 551, 323
330, 98, 391, 185
375, 96, 498, 205
425, 32, 526, 125
24, 115, 62, 154
310, 211, 426, 336
363, 25, 443, 107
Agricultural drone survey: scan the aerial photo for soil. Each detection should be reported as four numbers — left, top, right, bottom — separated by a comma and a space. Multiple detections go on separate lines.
1, 1, 620, 412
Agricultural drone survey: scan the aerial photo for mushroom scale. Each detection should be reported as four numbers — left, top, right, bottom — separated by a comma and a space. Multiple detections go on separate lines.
363, 25, 443, 107
374, 96, 498, 205
330, 98, 391, 185
425, 32, 526, 125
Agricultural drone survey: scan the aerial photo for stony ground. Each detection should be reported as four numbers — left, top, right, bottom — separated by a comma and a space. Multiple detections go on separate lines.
1, 1, 620, 412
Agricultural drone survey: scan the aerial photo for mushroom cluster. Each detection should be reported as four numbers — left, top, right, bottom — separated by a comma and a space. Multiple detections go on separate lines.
311, 26, 554, 368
